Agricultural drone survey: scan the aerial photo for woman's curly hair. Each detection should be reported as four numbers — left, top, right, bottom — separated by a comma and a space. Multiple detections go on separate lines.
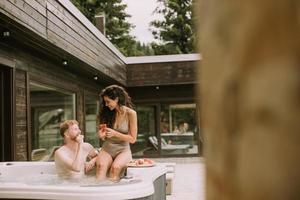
99, 85, 134, 128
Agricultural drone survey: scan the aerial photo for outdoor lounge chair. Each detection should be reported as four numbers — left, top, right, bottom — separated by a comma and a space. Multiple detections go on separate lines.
149, 136, 190, 154
31, 148, 47, 161
42, 146, 61, 161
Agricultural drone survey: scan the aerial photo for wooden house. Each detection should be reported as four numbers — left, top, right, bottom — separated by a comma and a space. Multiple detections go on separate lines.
0, 0, 200, 161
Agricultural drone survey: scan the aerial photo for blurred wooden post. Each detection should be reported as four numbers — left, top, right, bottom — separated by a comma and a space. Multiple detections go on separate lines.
197, 0, 300, 199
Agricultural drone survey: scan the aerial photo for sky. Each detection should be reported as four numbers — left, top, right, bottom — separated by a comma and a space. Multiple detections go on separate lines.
122, 0, 162, 44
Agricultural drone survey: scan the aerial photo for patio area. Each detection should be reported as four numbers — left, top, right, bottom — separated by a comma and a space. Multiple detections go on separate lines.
153, 157, 205, 200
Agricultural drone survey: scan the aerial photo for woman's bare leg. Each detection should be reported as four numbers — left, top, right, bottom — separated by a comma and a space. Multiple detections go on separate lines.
96, 150, 113, 181
109, 150, 132, 181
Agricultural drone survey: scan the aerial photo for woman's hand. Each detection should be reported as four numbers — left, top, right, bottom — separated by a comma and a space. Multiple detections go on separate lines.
98, 129, 106, 141
105, 128, 117, 138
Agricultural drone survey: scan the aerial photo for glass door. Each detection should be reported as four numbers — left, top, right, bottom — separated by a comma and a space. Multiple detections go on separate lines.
132, 104, 158, 157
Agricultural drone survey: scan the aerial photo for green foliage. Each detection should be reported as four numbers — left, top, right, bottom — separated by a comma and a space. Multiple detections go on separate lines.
70, 0, 154, 56
150, 0, 196, 55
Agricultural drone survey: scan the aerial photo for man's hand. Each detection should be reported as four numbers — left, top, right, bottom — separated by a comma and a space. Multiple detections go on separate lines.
85, 158, 96, 172
75, 135, 84, 144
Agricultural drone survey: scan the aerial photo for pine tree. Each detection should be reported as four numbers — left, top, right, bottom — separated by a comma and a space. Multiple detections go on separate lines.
70, 0, 137, 56
150, 0, 196, 55
71, 0, 157, 56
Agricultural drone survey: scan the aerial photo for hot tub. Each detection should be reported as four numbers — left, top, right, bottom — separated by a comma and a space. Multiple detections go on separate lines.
0, 162, 167, 200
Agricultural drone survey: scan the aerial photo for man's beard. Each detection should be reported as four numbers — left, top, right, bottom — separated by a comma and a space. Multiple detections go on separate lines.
71, 133, 79, 141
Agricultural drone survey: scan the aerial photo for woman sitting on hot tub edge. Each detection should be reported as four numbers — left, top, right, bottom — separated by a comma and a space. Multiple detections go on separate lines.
97, 85, 137, 182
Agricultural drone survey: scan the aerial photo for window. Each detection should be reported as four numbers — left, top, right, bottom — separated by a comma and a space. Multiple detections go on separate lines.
133, 103, 199, 157
160, 103, 198, 155
131, 105, 158, 157
30, 82, 75, 161
84, 93, 99, 148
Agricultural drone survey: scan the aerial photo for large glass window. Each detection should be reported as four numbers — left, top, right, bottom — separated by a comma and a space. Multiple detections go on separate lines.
133, 103, 199, 157
30, 82, 75, 161
84, 93, 99, 148
160, 103, 198, 155
131, 105, 158, 157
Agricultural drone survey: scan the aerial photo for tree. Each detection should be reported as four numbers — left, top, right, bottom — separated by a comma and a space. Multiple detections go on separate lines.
70, 0, 138, 56
150, 0, 196, 55
70, 0, 95, 23
70, 0, 157, 56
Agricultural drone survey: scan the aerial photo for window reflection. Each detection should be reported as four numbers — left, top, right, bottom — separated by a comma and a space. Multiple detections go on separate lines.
160, 103, 198, 155
30, 82, 75, 161
133, 103, 199, 157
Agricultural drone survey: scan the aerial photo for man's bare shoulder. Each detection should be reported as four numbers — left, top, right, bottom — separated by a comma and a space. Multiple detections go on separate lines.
83, 142, 94, 151
54, 146, 66, 158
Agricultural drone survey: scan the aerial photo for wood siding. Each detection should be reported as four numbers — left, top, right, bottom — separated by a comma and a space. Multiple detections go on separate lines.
0, 0, 126, 85
0, 39, 101, 161
127, 61, 198, 87
128, 84, 196, 103
15, 69, 28, 161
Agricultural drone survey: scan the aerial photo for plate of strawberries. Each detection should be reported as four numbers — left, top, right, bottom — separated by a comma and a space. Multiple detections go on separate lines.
127, 158, 155, 167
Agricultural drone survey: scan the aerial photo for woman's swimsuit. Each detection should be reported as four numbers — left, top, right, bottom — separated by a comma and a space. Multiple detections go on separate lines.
101, 110, 131, 158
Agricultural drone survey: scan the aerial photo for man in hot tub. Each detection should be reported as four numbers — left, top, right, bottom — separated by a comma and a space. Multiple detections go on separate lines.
55, 120, 98, 179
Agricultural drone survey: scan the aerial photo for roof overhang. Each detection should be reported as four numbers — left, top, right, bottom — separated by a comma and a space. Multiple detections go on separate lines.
125, 53, 201, 64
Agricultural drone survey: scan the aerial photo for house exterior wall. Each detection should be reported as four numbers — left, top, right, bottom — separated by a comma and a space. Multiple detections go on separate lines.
15, 69, 28, 161
0, 0, 126, 85
128, 84, 196, 103
127, 61, 198, 87
0, 40, 102, 161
